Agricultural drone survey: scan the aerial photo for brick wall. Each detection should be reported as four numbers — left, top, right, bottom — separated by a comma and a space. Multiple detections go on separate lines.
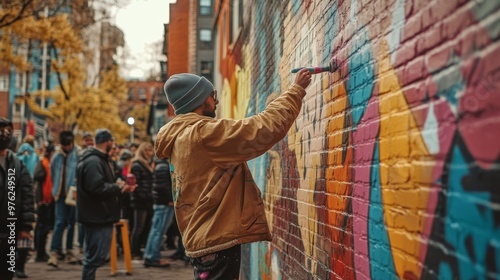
167, 0, 190, 76
0, 92, 8, 118
215, 0, 500, 279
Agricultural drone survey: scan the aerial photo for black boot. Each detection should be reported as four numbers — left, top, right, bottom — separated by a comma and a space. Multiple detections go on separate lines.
35, 252, 49, 262
15, 249, 29, 278
14, 270, 28, 278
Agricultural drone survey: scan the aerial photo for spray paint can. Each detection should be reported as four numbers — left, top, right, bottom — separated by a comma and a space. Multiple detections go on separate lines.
291, 58, 339, 74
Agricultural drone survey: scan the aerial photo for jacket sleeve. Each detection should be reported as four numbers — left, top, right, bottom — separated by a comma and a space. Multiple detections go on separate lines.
198, 84, 306, 168
33, 161, 45, 203
81, 158, 121, 199
131, 162, 152, 203
19, 163, 35, 232
33, 160, 46, 182
153, 162, 173, 203
131, 162, 142, 182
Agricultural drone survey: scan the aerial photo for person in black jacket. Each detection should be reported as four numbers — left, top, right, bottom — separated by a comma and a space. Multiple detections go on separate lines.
77, 129, 136, 280
0, 118, 35, 280
129, 142, 154, 259
142, 158, 174, 267
33, 143, 56, 262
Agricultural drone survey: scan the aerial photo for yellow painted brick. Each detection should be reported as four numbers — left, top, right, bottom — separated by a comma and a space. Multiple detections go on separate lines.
410, 160, 435, 184
379, 72, 400, 95
388, 111, 411, 136
379, 138, 390, 161
380, 164, 389, 186
388, 162, 411, 184
332, 96, 348, 115
387, 136, 410, 158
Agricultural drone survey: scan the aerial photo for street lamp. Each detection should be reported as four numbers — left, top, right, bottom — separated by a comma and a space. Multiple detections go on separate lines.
127, 117, 135, 143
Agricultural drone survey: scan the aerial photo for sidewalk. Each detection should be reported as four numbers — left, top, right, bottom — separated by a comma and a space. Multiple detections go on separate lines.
22, 224, 193, 280
24, 248, 194, 279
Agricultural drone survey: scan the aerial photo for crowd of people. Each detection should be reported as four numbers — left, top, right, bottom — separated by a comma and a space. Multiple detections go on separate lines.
0, 119, 187, 280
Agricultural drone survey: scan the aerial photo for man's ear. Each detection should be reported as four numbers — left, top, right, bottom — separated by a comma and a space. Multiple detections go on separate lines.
193, 102, 207, 114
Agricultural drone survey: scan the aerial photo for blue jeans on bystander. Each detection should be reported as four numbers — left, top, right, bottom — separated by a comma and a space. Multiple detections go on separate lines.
50, 198, 76, 253
143, 204, 175, 261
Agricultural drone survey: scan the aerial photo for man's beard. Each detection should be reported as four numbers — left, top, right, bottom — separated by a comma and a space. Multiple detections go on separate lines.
202, 103, 216, 118
0, 136, 11, 150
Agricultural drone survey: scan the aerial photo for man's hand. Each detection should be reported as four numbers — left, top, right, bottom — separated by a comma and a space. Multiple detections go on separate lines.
18, 231, 31, 240
294, 68, 312, 89
116, 178, 124, 187
121, 183, 137, 193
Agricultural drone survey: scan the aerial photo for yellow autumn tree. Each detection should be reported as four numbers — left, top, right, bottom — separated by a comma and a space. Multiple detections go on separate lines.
26, 64, 131, 144
1, 1, 131, 144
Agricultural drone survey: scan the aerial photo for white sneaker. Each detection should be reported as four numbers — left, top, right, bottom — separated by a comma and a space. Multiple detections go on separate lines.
47, 251, 58, 267
65, 251, 79, 264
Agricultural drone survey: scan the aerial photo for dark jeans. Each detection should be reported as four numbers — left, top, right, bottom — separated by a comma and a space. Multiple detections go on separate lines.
78, 223, 85, 249
81, 224, 113, 280
176, 235, 186, 258
34, 203, 54, 257
130, 208, 151, 256
192, 244, 241, 280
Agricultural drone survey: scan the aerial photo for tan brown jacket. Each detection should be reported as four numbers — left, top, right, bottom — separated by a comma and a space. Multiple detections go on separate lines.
155, 84, 306, 257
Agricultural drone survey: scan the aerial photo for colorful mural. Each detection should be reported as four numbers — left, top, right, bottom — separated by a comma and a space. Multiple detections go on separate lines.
214, 0, 500, 279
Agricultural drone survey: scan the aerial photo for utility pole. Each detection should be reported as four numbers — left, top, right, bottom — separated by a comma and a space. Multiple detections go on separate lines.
41, 6, 49, 141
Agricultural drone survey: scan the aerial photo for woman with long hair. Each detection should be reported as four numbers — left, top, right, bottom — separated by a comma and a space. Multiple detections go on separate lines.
129, 142, 154, 259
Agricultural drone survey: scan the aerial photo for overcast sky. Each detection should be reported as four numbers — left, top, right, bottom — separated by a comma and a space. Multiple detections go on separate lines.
112, 0, 175, 79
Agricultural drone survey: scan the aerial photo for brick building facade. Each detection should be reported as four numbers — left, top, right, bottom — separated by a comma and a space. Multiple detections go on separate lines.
213, 0, 500, 279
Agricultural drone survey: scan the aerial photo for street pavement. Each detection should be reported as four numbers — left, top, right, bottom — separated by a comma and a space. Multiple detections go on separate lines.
23, 248, 194, 279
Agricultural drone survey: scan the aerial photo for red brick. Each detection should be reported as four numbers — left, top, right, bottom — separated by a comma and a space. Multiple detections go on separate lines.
403, 56, 426, 84
167, 0, 190, 76
402, 13, 422, 42
416, 25, 442, 54
0, 92, 8, 118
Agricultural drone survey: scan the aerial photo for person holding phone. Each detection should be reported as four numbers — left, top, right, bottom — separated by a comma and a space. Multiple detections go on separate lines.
76, 129, 137, 280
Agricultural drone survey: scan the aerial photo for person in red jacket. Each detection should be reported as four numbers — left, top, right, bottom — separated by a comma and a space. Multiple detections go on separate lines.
155, 69, 311, 279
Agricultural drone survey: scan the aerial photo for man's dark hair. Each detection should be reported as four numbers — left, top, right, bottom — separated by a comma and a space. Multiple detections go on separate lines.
59, 131, 74, 146
44, 143, 56, 157
129, 143, 139, 149
0, 117, 13, 128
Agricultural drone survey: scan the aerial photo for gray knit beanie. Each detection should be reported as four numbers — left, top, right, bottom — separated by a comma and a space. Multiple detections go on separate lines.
94, 129, 114, 144
163, 73, 214, 115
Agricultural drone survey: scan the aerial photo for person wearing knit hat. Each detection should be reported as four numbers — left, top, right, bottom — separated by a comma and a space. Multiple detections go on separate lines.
94, 129, 114, 146
76, 128, 136, 279
163, 73, 218, 117
155, 69, 312, 279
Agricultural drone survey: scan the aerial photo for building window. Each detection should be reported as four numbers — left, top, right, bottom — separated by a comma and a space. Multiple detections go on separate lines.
201, 61, 213, 82
138, 88, 147, 100
199, 0, 212, 15
128, 88, 134, 100
0, 75, 8, 91
199, 29, 212, 49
